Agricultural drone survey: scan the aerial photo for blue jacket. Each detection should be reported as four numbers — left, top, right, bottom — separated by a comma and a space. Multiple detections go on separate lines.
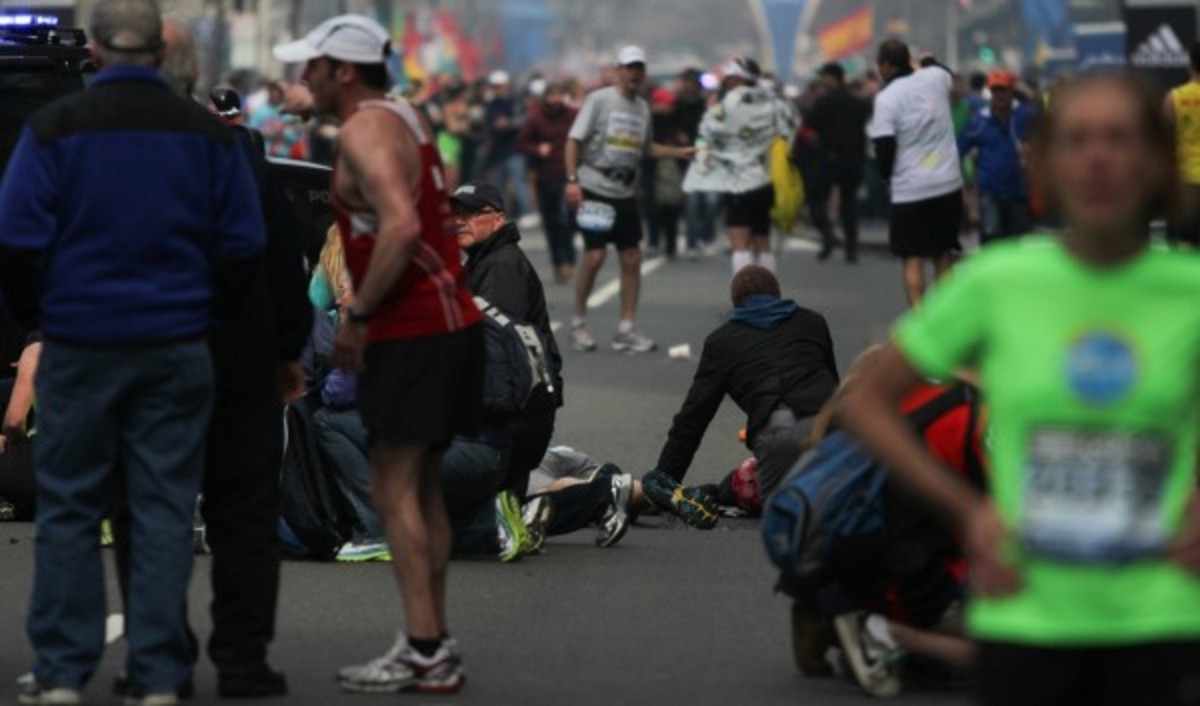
958, 106, 1032, 201
0, 65, 264, 345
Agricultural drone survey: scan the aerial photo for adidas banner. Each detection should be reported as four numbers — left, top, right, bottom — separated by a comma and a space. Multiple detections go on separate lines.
1123, 0, 1196, 89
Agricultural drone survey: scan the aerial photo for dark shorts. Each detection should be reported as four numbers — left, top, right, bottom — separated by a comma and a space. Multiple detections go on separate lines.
888, 190, 963, 258
359, 326, 484, 450
1168, 184, 1200, 247
976, 641, 1200, 706
725, 183, 775, 235
579, 190, 643, 251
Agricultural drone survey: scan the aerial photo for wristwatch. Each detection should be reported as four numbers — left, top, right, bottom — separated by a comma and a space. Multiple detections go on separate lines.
347, 308, 372, 325
566, 175, 578, 184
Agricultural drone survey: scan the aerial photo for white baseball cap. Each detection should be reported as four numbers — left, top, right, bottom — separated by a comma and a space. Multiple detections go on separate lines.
273, 14, 390, 65
617, 45, 647, 67
488, 70, 511, 86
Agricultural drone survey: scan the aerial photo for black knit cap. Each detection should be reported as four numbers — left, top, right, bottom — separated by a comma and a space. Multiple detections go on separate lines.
730, 265, 781, 307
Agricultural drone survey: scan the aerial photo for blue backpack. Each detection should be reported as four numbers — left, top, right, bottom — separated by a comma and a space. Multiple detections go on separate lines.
761, 387, 973, 584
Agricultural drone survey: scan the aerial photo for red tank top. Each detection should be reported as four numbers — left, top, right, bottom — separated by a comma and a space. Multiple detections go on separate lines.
332, 99, 480, 341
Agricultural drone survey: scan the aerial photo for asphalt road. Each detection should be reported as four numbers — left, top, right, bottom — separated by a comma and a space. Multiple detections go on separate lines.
0, 225, 971, 706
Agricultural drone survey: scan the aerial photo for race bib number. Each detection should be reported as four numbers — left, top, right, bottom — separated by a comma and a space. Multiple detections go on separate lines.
577, 200, 617, 234
1021, 429, 1171, 563
604, 111, 647, 160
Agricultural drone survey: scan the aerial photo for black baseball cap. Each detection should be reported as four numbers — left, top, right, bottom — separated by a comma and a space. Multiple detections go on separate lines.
450, 182, 506, 214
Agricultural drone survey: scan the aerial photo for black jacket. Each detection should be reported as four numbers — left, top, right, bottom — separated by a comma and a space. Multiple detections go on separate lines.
209, 128, 312, 401
656, 309, 839, 480
464, 222, 564, 409
807, 87, 871, 175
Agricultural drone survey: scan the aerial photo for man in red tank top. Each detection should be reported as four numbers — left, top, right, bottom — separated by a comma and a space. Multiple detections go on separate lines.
274, 15, 482, 694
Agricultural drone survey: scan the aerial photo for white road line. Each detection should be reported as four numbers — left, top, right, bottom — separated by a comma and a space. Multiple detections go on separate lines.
550, 256, 666, 333
587, 256, 665, 309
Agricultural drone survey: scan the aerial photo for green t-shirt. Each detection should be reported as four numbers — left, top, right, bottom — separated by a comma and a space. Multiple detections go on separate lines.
895, 236, 1200, 646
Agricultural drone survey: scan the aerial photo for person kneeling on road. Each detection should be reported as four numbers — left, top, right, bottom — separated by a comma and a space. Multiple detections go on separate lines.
643, 266, 839, 529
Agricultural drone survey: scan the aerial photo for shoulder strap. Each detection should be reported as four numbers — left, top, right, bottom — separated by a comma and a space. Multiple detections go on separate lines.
357, 98, 431, 145
904, 384, 970, 431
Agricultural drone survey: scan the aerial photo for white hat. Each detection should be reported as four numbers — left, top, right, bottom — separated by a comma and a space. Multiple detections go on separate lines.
617, 45, 647, 66
722, 57, 759, 82
273, 14, 390, 65
488, 70, 511, 86
529, 78, 547, 97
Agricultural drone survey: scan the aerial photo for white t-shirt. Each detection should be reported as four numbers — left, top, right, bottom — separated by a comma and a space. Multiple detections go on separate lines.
568, 86, 653, 199
868, 67, 963, 204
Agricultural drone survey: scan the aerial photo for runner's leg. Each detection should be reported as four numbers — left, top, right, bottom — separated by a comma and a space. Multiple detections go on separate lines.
618, 246, 642, 324
902, 257, 926, 307
574, 247, 606, 320
371, 443, 442, 639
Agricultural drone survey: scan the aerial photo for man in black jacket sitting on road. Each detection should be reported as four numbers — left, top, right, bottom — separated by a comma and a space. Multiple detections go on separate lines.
643, 266, 839, 528
453, 182, 564, 499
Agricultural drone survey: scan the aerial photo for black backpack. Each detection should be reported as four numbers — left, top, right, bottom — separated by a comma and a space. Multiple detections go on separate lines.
475, 296, 556, 416
279, 398, 355, 560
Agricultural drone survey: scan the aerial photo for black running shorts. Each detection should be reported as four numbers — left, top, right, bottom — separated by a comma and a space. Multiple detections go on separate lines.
359, 326, 484, 450
888, 190, 963, 258
976, 641, 1200, 706
579, 190, 644, 251
725, 183, 775, 236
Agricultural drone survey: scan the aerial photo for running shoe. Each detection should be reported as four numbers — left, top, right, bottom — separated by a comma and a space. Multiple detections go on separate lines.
100, 518, 114, 548
571, 325, 597, 352
641, 470, 718, 529
17, 673, 81, 705
0, 496, 15, 521
596, 472, 633, 548
521, 495, 553, 555
495, 491, 530, 562
335, 541, 392, 563
832, 611, 903, 698
337, 637, 414, 693
612, 328, 657, 354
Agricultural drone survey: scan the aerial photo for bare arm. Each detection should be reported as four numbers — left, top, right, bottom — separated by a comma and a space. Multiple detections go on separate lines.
564, 138, 583, 208
836, 344, 1020, 596
648, 143, 695, 160
3, 341, 41, 441
564, 137, 581, 179
340, 113, 423, 319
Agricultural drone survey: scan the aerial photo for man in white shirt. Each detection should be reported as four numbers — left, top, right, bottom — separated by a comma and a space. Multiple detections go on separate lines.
868, 40, 964, 306
684, 57, 798, 274
564, 46, 693, 354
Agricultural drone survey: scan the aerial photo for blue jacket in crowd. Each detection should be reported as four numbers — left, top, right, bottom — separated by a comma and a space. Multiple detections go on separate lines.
958, 105, 1033, 201
0, 65, 264, 345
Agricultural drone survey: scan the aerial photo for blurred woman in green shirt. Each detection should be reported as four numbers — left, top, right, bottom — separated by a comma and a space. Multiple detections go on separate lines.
838, 72, 1200, 705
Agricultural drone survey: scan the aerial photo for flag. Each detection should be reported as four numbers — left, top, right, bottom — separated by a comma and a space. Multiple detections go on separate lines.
758, 0, 807, 84
817, 4, 873, 61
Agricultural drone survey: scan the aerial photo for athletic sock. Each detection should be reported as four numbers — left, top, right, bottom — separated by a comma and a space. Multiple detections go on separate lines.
617, 319, 634, 334
757, 252, 777, 273
571, 316, 586, 329
731, 250, 754, 274
409, 637, 441, 658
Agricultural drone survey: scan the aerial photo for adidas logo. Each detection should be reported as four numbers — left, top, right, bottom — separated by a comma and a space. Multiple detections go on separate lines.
1131, 24, 1190, 69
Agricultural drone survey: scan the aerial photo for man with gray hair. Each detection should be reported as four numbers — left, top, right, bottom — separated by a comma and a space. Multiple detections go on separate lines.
0, 0, 265, 703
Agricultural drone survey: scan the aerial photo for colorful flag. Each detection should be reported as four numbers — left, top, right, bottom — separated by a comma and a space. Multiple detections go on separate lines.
817, 4, 873, 61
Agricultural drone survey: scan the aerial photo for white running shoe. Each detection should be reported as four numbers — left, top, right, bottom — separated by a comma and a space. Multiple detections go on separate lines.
596, 473, 633, 548
571, 325, 598, 352
612, 329, 657, 354
337, 637, 415, 693
832, 611, 903, 698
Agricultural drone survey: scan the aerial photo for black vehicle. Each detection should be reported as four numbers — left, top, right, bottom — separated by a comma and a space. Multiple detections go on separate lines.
0, 17, 93, 177
0, 17, 93, 367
